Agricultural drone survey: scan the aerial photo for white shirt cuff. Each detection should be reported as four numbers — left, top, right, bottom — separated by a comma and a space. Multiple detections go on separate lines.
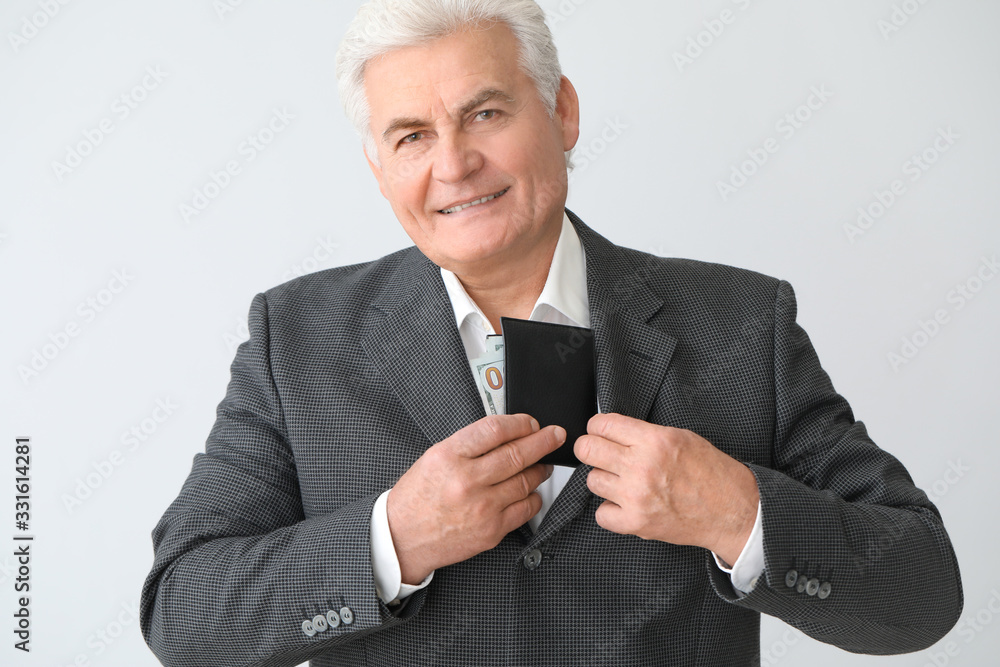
712, 500, 764, 595
370, 489, 434, 605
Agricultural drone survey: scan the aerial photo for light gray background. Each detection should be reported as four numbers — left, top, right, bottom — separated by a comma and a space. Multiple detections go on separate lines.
1, 1, 997, 665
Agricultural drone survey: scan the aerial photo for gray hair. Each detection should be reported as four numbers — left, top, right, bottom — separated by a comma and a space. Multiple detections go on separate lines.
336, 0, 569, 167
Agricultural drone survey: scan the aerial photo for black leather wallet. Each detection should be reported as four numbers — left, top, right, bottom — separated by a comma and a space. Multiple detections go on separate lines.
501, 317, 598, 467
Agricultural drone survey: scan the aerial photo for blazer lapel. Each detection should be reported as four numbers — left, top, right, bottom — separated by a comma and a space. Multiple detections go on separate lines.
530, 212, 678, 543
361, 250, 485, 456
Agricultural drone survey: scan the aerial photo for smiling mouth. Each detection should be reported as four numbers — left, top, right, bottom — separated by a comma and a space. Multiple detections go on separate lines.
438, 188, 510, 215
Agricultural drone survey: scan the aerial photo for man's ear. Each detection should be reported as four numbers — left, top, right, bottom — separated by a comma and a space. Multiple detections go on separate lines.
364, 147, 389, 199
555, 75, 581, 152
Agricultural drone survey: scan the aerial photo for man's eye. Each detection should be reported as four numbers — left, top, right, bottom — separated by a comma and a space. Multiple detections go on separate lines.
400, 132, 422, 145
476, 110, 497, 121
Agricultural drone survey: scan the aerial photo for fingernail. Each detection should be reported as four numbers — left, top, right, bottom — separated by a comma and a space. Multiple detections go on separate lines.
530, 418, 540, 432
555, 426, 566, 443
545, 464, 554, 477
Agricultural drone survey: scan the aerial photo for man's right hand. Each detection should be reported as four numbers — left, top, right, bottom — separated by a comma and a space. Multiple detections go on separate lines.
386, 414, 565, 585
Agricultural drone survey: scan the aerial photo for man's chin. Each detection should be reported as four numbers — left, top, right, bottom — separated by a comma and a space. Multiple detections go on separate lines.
428, 236, 519, 275
434, 247, 504, 273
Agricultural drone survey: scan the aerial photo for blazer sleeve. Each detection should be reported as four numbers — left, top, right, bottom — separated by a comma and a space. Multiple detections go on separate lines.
706, 280, 963, 654
140, 293, 426, 667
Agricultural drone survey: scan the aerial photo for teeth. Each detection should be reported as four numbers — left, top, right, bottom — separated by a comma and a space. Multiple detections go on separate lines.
440, 188, 508, 214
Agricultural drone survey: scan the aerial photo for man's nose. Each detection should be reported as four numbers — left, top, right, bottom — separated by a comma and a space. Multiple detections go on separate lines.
431, 132, 483, 183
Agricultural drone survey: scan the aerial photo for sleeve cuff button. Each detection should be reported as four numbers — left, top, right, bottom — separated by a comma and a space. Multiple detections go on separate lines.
340, 606, 354, 625
312, 614, 329, 632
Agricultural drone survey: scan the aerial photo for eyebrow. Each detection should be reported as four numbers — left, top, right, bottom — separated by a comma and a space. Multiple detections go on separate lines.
380, 88, 516, 144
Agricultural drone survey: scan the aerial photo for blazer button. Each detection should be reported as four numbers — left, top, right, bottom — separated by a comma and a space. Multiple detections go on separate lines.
312, 614, 329, 632
796, 577, 808, 594
326, 609, 341, 628
806, 578, 820, 596
301, 619, 317, 637
340, 606, 354, 625
818, 582, 832, 600
523, 549, 543, 570
784, 570, 798, 588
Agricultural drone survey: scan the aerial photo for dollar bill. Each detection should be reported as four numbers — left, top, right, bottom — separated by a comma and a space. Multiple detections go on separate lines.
475, 357, 505, 415
472, 335, 505, 415
486, 334, 504, 356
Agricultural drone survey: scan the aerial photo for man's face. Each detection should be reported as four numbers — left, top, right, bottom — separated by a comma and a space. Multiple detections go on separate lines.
363, 23, 580, 274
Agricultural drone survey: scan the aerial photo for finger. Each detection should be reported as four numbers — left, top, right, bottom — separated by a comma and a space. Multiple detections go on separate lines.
448, 414, 540, 459
498, 490, 544, 533
478, 425, 566, 485
593, 499, 630, 535
584, 466, 622, 505
587, 412, 661, 447
574, 434, 628, 475
492, 463, 554, 509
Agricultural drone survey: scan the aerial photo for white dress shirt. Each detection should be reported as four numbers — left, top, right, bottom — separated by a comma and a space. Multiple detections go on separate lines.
370, 213, 764, 604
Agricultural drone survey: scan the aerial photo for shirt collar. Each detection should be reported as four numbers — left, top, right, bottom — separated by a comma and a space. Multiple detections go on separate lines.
440, 212, 590, 336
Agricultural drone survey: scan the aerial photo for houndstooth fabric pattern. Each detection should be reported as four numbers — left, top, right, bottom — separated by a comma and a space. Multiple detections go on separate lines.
141, 211, 962, 666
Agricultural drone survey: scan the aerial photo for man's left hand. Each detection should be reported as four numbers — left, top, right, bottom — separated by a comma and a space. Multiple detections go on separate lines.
574, 413, 759, 566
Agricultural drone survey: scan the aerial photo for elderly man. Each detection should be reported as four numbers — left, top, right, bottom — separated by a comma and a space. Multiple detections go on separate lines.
141, 1, 962, 665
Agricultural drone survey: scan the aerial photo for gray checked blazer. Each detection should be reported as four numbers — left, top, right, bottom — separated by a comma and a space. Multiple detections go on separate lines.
141, 211, 962, 666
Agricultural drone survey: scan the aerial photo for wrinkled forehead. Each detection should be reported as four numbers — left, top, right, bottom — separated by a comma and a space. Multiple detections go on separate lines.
362, 23, 528, 125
